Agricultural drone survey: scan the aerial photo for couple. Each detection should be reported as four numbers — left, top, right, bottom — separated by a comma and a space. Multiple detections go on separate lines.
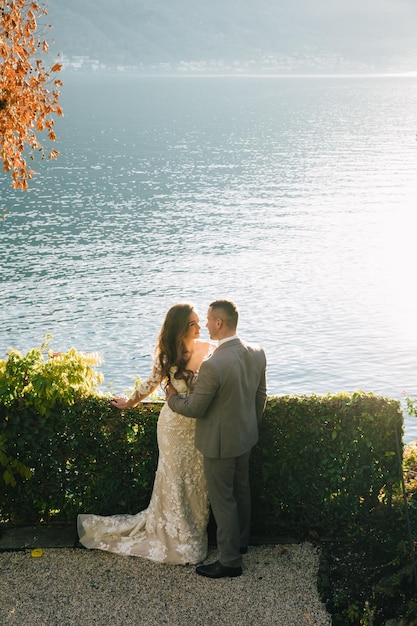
77, 300, 267, 578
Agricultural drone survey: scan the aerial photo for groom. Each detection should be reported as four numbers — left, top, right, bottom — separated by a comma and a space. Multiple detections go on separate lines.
167, 299, 267, 578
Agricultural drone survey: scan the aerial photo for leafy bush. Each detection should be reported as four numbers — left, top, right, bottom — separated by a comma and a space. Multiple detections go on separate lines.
0, 334, 103, 415
318, 437, 417, 626
251, 392, 402, 536
0, 432, 31, 487
0, 397, 159, 522
0, 336, 103, 491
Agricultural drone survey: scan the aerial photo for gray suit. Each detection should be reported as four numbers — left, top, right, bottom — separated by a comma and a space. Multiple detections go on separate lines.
168, 337, 267, 567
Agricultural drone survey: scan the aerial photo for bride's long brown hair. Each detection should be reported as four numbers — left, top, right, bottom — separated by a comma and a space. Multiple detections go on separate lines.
156, 303, 195, 388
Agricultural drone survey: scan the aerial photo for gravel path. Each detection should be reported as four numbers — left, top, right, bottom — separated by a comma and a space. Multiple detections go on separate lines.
0, 543, 331, 625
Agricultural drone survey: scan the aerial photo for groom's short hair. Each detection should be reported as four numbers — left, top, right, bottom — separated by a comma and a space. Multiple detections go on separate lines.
209, 300, 238, 329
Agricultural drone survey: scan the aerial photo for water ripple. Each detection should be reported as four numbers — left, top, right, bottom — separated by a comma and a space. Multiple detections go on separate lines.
2, 74, 417, 440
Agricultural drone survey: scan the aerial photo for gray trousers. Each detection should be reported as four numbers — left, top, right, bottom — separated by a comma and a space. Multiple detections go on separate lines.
203, 449, 252, 568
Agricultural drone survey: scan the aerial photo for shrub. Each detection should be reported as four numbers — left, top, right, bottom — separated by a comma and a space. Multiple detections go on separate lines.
0, 335, 103, 492
251, 392, 402, 536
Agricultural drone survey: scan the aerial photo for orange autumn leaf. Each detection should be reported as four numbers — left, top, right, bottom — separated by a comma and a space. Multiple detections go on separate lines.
0, 0, 63, 189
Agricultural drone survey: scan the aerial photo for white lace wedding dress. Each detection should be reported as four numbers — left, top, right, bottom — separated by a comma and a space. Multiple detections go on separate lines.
77, 364, 209, 565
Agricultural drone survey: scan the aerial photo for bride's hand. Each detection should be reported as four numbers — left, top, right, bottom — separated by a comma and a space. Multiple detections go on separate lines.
165, 383, 177, 401
110, 396, 130, 409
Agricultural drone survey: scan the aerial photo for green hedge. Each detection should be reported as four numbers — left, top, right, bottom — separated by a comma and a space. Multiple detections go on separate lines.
0, 398, 159, 522
251, 392, 403, 536
0, 392, 403, 537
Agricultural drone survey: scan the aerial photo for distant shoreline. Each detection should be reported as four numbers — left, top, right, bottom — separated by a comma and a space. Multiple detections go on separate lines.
59, 67, 417, 79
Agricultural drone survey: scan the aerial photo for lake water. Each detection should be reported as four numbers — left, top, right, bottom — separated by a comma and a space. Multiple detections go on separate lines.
1, 73, 417, 441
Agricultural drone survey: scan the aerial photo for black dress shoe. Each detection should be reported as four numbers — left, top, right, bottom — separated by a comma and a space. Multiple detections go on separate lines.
196, 560, 242, 578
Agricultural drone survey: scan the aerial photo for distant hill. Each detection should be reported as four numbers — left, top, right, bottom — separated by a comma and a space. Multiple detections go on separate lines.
46, 0, 417, 72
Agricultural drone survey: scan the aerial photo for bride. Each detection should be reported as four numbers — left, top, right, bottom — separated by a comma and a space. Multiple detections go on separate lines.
77, 303, 216, 565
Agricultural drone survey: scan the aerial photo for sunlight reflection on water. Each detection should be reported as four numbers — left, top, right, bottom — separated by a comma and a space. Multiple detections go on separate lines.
1, 74, 417, 440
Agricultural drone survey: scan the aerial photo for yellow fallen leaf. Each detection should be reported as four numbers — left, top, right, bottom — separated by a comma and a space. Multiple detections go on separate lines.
31, 548, 44, 558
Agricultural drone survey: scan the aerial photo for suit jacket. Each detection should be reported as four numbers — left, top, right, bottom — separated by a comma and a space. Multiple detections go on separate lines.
167, 338, 267, 459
